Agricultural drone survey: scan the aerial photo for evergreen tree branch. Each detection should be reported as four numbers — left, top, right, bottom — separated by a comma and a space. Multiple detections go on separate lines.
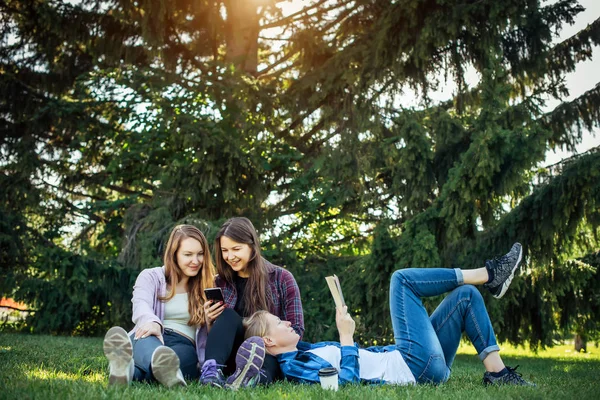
275, 94, 334, 153
547, 16, 600, 76
256, 50, 296, 76
542, 81, 600, 148
478, 149, 600, 265
0, 305, 34, 312
103, 184, 153, 199
41, 180, 107, 202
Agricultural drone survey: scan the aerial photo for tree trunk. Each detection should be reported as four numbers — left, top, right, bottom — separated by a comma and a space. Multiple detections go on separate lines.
574, 333, 587, 353
224, 0, 259, 74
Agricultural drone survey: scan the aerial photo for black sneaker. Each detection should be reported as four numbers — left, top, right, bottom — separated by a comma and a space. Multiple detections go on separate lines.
225, 337, 266, 390
483, 243, 523, 299
199, 359, 226, 387
483, 365, 536, 386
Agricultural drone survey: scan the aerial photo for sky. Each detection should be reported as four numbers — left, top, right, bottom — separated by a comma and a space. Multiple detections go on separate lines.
543, 0, 599, 164
277, 0, 600, 166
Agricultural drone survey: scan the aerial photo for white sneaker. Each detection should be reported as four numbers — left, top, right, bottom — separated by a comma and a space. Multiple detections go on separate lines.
151, 346, 187, 387
103, 326, 134, 385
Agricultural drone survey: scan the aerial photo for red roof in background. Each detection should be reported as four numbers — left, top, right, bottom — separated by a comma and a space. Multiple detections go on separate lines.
0, 298, 28, 310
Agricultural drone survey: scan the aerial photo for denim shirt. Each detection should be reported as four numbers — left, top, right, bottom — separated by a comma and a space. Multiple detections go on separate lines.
277, 341, 399, 386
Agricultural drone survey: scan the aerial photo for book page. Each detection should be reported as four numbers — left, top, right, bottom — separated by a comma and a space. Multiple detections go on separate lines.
325, 274, 346, 309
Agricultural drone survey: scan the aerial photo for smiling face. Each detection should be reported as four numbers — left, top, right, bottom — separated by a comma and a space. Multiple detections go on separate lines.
176, 237, 204, 279
219, 235, 253, 278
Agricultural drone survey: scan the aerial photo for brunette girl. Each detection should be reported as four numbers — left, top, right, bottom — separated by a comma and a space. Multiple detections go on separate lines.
198, 217, 304, 389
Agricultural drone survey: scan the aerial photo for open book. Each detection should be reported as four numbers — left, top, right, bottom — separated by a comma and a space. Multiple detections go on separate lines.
325, 274, 346, 309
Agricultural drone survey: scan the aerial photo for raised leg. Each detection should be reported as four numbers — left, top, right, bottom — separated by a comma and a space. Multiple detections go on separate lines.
429, 285, 500, 368
389, 268, 463, 384
131, 333, 162, 382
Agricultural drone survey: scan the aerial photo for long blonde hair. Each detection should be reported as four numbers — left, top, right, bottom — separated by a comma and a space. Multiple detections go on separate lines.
160, 224, 215, 326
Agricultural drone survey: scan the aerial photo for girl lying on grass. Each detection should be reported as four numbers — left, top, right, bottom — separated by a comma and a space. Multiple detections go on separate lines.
242, 243, 536, 387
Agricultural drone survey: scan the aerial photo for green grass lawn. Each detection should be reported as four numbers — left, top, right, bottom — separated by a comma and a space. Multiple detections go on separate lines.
1, 332, 599, 399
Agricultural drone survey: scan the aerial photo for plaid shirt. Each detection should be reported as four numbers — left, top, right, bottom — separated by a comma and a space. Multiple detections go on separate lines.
215, 258, 305, 338
278, 341, 405, 386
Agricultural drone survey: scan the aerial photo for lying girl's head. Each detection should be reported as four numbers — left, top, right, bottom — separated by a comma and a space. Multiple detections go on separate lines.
243, 310, 300, 354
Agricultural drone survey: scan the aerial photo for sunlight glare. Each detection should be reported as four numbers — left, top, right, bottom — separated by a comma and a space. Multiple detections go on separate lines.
277, 0, 308, 15
27, 368, 105, 383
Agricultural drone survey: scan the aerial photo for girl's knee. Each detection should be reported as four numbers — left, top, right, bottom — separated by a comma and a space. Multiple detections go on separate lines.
417, 354, 450, 385
213, 308, 244, 337
392, 269, 409, 285
217, 308, 242, 324
457, 285, 483, 302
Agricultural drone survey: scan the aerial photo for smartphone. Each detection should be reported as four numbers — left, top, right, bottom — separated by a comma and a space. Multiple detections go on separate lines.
204, 287, 224, 303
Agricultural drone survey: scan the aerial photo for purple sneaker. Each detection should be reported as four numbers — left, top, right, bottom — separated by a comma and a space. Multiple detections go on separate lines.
199, 359, 226, 387
225, 337, 266, 390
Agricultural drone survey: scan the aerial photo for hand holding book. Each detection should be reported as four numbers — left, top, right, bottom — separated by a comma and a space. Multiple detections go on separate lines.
336, 305, 355, 345
326, 275, 354, 344
325, 274, 346, 310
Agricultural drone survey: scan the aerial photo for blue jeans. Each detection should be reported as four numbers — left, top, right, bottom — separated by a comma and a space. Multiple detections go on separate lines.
390, 268, 500, 384
130, 328, 200, 382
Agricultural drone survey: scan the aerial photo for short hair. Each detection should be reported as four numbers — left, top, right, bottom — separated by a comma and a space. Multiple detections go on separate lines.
243, 310, 271, 339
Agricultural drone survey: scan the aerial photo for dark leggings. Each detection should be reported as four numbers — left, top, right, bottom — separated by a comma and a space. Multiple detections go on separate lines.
205, 308, 282, 383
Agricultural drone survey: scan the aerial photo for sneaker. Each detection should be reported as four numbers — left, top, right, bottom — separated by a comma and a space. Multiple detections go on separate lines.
483, 365, 536, 386
199, 359, 226, 387
151, 346, 187, 387
225, 336, 266, 390
483, 242, 523, 299
103, 326, 134, 385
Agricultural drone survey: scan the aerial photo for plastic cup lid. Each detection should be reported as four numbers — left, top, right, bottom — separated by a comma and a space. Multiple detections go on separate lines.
318, 367, 338, 377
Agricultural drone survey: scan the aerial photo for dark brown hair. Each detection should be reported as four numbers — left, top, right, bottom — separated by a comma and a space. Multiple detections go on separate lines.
214, 217, 272, 316
160, 224, 215, 326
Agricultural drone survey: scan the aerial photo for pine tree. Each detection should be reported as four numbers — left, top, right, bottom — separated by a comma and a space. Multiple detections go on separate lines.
1, 0, 598, 346
260, 0, 600, 347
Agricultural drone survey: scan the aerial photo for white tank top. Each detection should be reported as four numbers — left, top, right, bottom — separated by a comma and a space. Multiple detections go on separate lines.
163, 293, 196, 342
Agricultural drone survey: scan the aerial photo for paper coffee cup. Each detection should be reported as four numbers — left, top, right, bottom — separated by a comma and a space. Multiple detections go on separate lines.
318, 367, 338, 391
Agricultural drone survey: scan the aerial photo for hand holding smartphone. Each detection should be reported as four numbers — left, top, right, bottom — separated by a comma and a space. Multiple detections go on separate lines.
204, 288, 225, 325
204, 287, 224, 303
